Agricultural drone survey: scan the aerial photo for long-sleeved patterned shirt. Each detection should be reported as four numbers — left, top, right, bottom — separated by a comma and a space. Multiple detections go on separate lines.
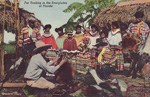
127, 21, 150, 44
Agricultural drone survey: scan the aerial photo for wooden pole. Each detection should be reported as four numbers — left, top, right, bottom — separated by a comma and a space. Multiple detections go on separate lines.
0, 0, 6, 80
0, 82, 26, 88
14, 0, 20, 58
15, 0, 20, 35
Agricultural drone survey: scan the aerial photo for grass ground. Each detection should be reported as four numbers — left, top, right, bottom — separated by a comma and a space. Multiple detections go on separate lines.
4, 44, 16, 53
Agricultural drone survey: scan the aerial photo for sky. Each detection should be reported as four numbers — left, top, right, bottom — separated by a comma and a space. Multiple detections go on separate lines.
4, 0, 121, 43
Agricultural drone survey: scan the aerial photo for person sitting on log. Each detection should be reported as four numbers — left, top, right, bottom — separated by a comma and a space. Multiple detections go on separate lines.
90, 41, 117, 80
24, 41, 68, 90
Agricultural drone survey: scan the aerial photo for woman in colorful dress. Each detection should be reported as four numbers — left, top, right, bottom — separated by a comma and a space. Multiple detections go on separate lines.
41, 24, 58, 50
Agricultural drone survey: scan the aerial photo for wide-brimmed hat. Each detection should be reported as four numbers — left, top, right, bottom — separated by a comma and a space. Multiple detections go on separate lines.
34, 41, 51, 54
93, 41, 108, 47
55, 27, 63, 32
43, 24, 51, 30
93, 42, 108, 47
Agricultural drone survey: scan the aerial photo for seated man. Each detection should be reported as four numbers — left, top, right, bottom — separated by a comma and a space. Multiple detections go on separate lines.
90, 41, 116, 81
24, 41, 67, 90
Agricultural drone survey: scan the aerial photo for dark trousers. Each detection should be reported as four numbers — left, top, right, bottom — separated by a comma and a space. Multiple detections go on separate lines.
96, 64, 115, 80
129, 52, 139, 78
131, 53, 149, 78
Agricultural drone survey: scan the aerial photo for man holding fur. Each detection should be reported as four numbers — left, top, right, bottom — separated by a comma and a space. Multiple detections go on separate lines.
24, 41, 67, 90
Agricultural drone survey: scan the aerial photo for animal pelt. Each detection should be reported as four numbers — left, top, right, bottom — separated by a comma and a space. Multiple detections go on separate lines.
55, 61, 75, 84
122, 34, 139, 51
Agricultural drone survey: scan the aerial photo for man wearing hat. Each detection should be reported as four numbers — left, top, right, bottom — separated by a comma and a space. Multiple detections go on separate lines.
63, 30, 78, 51
24, 41, 68, 90
55, 27, 66, 49
74, 25, 84, 46
91, 41, 116, 80
41, 24, 58, 49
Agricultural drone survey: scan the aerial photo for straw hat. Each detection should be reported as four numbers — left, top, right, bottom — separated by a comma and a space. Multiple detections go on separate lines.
34, 41, 51, 54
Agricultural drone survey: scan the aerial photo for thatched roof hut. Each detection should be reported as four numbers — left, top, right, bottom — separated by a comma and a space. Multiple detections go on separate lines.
94, 0, 150, 29
0, 0, 42, 33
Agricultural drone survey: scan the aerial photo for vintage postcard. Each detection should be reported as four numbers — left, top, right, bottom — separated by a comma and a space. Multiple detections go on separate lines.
0, 0, 150, 97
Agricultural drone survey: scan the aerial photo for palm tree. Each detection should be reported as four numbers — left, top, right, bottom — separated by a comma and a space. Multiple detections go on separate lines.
62, 0, 115, 30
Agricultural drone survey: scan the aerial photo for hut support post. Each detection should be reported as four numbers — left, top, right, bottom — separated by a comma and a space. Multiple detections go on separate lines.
14, 0, 20, 58
0, 0, 6, 80
0, 28, 5, 80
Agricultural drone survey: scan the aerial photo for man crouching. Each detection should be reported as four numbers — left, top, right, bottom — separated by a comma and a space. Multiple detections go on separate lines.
24, 41, 67, 90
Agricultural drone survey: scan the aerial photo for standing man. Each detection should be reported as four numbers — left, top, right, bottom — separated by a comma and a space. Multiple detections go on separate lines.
127, 11, 149, 52
74, 25, 84, 46
41, 24, 58, 50
24, 41, 67, 90
126, 11, 150, 78
55, 27, 66, 49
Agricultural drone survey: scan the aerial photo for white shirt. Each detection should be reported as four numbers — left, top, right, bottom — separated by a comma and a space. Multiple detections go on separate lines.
24, 54, 60, 80
107, 29, 122, 46
88, 31, 99, 49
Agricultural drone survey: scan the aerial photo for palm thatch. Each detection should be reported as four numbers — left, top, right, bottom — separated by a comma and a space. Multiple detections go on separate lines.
94, 0, 150, 28
0, 1, 42, 33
